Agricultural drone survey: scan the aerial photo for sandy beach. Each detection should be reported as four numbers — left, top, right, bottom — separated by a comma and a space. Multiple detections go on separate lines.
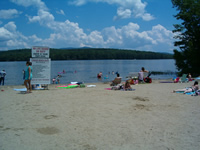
0, 80, 200, 150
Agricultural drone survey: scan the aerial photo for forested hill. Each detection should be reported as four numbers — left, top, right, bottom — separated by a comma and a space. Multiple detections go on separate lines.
0, 48, 173, 61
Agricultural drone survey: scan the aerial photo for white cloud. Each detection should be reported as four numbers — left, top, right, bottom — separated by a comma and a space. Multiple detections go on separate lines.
29, 34, 42, 43
147, 24, 174, 44
0, 9, 22, 19
101, 26, 122, 46
84, 23, 174, 52
0, 22, 27, 49
0, 18, 175, 52
141, 13, 154, 21
68, 0, 87, 6
0, 22, 43, 50
88, 31, 104, 45
10, 0, 47, 10
56, 10, 65, 15
99, 22, 156, 49
69, 0, 154, 21
136, 25, 175, 52
0, 26, 13, 41
4, 22, 17, 31
28, 9, 54, 25
114, 7, 132, 20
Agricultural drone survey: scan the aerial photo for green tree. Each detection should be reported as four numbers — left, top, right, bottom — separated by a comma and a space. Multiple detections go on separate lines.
172, 0, 200, 76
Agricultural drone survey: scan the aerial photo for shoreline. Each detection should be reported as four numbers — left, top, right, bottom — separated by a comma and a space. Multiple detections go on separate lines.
0, 78, 174, 87
0, 80, 200, 150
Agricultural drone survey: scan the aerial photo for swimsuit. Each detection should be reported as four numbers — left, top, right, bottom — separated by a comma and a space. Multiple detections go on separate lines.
25, 66, 32, 80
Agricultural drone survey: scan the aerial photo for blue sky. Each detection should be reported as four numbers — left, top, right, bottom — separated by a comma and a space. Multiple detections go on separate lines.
0, 0, 180, 53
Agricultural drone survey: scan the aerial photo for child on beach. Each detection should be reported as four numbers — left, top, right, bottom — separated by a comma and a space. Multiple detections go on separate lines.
124, 80, 132, 90
56, 75, 60, 84
52, 78, 56, 84
188, 73, 193, 81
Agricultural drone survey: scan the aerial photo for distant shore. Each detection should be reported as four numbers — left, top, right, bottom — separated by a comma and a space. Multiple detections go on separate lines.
0, 48, 173, 61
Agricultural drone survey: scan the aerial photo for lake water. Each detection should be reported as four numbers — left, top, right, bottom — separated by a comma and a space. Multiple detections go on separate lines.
0, 59, 177, 85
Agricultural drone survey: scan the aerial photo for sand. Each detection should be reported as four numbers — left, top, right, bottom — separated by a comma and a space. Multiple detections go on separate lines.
0, 80, 200, 150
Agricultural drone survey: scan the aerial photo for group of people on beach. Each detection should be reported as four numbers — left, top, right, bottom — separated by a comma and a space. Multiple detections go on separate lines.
106, 67, 199, 94
107, 67, 151, 91
20, 61, 200, 96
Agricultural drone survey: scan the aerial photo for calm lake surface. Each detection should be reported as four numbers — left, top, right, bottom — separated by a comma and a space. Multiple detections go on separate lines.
0, 59, 177, 85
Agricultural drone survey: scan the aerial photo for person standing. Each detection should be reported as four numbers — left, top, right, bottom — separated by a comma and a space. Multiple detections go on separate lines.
0, 70, 6, 85
24, 61, 32, 93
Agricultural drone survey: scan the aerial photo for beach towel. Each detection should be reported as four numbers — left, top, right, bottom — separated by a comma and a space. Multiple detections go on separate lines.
14, 88, 27, 91
175, 91, 199, 96
14, 88, 44, 91
185, 92, 195, 95
87, 85, 96, 87
57, 84, 78, 89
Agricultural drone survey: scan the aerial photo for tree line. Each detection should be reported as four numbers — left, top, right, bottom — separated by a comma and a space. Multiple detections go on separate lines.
0, 48, 173, 61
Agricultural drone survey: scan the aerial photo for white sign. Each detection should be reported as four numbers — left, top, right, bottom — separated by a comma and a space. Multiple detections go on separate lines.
30, 58, 51, 84
32, 46, 49, 58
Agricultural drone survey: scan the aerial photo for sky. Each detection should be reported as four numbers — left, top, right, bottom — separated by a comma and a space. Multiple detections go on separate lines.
0, 0, 180, 53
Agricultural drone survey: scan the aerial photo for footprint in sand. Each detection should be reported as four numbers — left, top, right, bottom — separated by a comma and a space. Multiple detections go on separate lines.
37, 127, 60, 135
132, 104, 151, 111
44, 115, 58, 119
135, 104, 146, 109
133, 96, 149, 102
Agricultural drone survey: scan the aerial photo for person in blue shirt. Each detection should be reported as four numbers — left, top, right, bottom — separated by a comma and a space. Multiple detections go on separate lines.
24, 61, 32, 93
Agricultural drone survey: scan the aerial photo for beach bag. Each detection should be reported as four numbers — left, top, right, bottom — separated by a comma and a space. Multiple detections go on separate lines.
129, 79, 134, 85
144, 77, 152, 83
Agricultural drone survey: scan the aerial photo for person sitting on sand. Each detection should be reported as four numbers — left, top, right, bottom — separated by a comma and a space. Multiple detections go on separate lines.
188, 73, 193, 81
124, 80, 132, 90
138, 67, 148, 82
173, 81, 199, 94
110, 73, 121, 86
